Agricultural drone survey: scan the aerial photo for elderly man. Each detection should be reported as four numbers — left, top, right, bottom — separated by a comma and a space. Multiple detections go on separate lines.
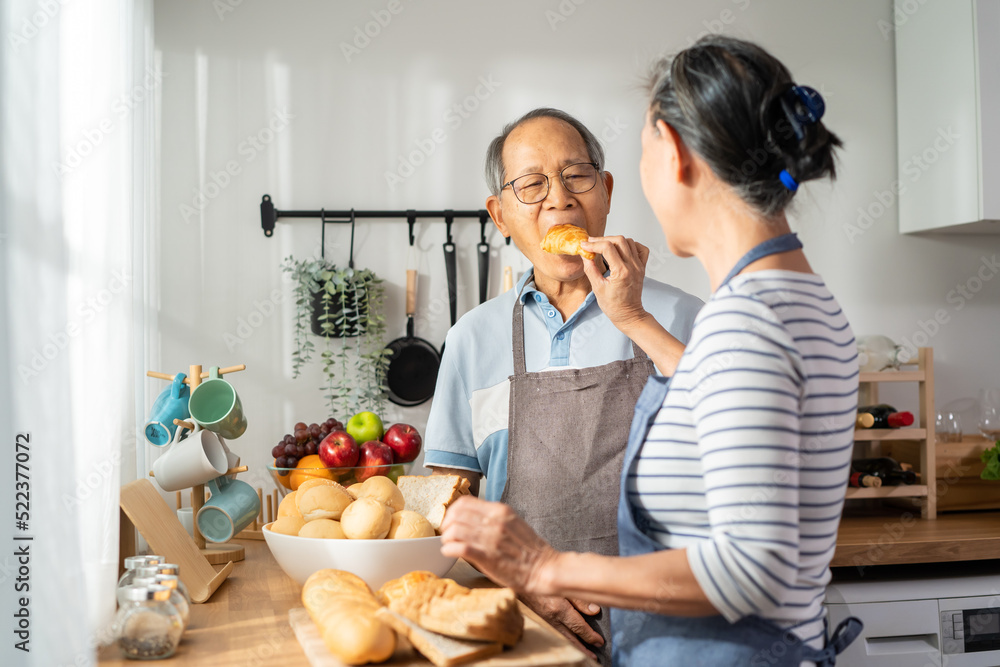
423, 108, 702, 664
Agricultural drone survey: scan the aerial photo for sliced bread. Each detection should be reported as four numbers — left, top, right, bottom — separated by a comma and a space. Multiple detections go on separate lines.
374, 607, 502, 667
396, 475, 471, 531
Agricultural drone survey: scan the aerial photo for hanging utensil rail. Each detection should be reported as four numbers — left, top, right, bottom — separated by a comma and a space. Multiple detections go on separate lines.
260, 194, 510, 245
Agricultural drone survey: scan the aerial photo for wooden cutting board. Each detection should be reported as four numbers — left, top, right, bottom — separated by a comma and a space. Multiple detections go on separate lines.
289, 607, 586, 667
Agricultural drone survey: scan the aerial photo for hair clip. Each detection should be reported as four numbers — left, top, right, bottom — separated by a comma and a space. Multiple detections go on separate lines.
779, 169, 799, 192
778, 85, 825, 141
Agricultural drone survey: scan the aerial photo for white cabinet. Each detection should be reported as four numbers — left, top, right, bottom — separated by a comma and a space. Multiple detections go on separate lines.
895, 0, 1000, 233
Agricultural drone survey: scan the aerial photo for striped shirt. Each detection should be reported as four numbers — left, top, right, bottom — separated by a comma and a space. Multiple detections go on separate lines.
628, 270, 857, 649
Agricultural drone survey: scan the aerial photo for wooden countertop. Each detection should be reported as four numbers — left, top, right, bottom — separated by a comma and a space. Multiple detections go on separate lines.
831, 510, 1000, 568
98, 539, 596, 666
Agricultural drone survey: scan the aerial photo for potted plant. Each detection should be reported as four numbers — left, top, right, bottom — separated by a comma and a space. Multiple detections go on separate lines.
282, 256, 392, 416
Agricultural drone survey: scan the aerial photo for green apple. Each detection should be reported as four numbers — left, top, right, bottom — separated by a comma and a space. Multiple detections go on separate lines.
345, 411, 384, 445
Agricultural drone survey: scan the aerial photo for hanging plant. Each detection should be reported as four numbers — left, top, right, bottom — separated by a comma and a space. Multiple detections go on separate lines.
282, 256, 389, 416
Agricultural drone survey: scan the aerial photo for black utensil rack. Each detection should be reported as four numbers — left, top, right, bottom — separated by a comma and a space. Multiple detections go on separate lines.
259, 194, 510, 248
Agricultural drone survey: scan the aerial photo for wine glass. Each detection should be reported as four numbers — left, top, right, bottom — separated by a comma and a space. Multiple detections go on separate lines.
935, 410, 962, 443
979, 389, 1000, 441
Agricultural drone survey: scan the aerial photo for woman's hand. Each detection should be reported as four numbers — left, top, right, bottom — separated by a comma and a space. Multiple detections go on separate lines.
580, 235, 651, 335
439, 496, 559, 596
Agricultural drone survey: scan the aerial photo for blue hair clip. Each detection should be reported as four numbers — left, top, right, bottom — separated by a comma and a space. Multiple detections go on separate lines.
779, 169, 798, 192
790, 85, 825, 124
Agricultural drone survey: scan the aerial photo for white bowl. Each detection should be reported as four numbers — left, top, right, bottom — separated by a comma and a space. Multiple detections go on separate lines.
262, 522, 457, 589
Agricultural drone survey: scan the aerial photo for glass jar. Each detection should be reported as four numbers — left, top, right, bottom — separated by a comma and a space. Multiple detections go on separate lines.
117, 556, 165, 605
115, 584, 183, 660
132, 575, 189, 631
137, 563, 190, 604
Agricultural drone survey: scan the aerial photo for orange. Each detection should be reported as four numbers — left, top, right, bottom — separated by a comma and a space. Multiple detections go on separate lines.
289, 455, 335, 491
273, 459, 293, 490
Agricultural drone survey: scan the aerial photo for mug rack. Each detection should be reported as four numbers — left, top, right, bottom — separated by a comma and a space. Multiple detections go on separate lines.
258, 194, 511, 246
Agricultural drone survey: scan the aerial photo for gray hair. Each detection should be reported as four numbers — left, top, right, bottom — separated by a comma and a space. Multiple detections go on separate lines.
484, 108, 606, 197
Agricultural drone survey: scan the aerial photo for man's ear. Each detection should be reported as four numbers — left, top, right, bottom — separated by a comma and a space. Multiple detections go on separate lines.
602, 170, 614, 213
486, 195, 509, 239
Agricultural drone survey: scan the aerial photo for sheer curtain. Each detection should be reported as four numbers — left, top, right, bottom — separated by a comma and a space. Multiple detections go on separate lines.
0, 0, 153, 665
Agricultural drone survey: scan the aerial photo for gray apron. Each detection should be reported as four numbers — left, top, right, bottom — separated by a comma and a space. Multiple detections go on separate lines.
500, 274, 655, 666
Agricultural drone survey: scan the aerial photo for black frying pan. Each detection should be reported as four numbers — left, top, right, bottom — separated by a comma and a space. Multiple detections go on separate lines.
386, 268, 441, 406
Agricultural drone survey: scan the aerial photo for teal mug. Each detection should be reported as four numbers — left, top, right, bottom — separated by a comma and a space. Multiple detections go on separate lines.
188, 366, 247, 440
196, 475, 260, 543
144, 373, 191, 447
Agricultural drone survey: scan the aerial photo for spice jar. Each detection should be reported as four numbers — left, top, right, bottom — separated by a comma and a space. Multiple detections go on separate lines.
117, 556, 165, 605
132, 575, 190, 631
115, 584, 183, 660
137, 563, 190, 604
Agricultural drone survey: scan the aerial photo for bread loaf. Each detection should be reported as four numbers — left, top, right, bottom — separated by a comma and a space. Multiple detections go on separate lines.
301, 569, 396, 664
396, 475, 472, 532
374, 607, 503, 667
378, 572, 523, 647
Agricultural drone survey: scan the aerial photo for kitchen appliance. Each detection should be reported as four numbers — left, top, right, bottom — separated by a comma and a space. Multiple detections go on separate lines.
825, 560, 1000, 666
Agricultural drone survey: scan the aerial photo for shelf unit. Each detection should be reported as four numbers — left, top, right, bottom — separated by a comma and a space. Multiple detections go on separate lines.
846, 347, 936, 519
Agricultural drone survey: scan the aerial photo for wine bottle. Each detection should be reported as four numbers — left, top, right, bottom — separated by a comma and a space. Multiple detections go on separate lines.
856, 412, 876, 429
852, 457, 918, 485
858, 404, 915, 429
849, 471, 882, 488
857, 335, 912, 372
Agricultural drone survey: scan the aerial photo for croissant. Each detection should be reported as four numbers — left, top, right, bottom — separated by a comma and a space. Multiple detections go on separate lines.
539, 224, 594, 260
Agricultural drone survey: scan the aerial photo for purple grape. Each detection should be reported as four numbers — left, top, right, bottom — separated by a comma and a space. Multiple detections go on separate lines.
294, 429, 309, 444
295, 445, 305, 458
308, 424, 321, 439
286, 456, 299, 469
283, 434, 295, 446
271, 445, 284, 459
284, 443, 297, 457
276, 456, 289, 468
304, 442, 317, 456
293, 422, 307, 432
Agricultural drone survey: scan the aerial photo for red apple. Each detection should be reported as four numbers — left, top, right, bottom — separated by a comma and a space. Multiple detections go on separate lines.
318, 430, 359, 468
382, 423, 422, 463
357, 440, 394, 481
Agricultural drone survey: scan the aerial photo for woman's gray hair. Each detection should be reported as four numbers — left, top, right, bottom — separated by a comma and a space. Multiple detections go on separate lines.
484, 108, 606, 197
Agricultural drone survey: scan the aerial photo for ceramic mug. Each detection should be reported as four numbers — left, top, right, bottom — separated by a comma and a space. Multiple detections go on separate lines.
176, 507, 194, 537
152, 422, 230, 492
144, 373, 191, 446
196, 475, 260, 543
188, 366, 247, 440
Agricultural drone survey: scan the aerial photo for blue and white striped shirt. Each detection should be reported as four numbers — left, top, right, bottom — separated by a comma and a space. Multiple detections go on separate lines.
628, 270, 857, 648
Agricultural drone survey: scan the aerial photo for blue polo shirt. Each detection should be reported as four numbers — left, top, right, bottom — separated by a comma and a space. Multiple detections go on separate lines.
423, 270, 703, 501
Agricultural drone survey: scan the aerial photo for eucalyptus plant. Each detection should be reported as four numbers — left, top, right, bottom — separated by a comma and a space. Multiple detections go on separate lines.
281, 255, 390, 416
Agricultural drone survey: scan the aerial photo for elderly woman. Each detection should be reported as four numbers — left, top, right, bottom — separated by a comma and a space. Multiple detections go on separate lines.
440, 35, 862, 666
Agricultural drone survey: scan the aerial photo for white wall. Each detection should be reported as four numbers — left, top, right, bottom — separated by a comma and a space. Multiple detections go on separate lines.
151, 0, 1000, 495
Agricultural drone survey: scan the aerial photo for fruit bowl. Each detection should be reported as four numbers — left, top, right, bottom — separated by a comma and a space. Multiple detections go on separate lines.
267, 462, 413, 497
262, 522, 456, 588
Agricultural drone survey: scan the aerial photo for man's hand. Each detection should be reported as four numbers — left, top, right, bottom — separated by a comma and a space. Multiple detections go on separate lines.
580, 235, 651, 335
519, 592, 604, 660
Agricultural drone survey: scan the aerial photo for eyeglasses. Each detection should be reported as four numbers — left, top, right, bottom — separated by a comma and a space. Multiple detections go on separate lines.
501, 162, 600, 204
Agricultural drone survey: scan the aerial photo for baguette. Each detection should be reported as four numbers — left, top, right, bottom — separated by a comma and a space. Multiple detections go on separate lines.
301, 569, 396, 665
397, 475, 471, 532
374, 607, 503, 667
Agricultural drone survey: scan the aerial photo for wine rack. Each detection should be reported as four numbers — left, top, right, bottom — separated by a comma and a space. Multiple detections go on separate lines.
846, 347, 936, 519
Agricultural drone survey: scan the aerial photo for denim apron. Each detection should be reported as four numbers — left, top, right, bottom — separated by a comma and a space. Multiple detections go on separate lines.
610, 234, 862, 666
502, 271, 656, 666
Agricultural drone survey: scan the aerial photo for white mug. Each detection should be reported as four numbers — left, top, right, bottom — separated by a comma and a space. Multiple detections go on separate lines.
152, 422, 229, 492
176, 507, 194, 537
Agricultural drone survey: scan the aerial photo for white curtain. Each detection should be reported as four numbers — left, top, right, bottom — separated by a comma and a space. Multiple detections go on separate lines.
0, 0, 153, 665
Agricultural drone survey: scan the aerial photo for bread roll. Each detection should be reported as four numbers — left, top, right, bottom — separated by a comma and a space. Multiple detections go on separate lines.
340, 497, 392, 539
302, 569, 395, 665
297, 483, 353, 521
356, 476, 405, 512
387, 510, 435, 539
297, 478, 338, 494
298, 519, 346, 539
277, 491, 302, 518
268, 516, 306, 536
346, 482, 364, 499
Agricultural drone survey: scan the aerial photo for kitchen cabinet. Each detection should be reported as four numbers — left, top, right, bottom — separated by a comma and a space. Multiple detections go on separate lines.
895, 0, 1000, 234
848, 347, 937, 518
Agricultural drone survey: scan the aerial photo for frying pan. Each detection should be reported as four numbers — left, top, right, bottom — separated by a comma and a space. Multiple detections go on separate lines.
386, 259, 441, 407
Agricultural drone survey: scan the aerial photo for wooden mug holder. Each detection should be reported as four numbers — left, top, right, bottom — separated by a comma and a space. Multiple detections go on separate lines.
122, 362, 250, 601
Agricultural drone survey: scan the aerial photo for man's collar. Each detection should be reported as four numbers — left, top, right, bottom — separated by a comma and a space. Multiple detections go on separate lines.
516, 267, 612, 305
